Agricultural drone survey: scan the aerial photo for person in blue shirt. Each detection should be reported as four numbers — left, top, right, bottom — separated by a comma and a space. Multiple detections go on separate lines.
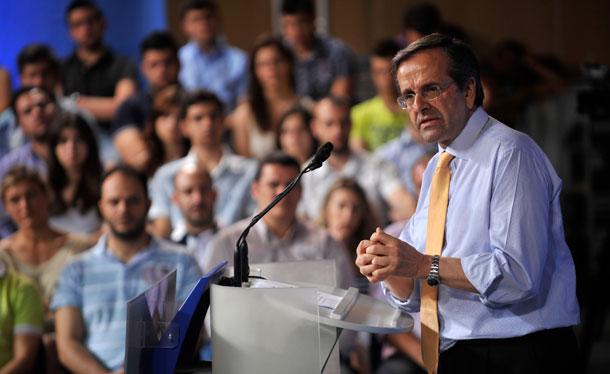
356, 34, 579, 374
178, 0, 247, 113
52, 165, 201, 373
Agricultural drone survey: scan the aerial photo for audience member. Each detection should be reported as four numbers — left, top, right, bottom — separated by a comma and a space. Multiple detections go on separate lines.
0, 44, 61, 159
47, 111, 103, 237
119, 84, 190, 176
0, 261, 44, 372
113, 31, 182, 168
202, 152, 353, 288
0, 87, 57, 238
0, 167, 90, 310
169, 162, 217, 270
350, 39, 406, 152
178, 0, 248, 113
62, 0, 139, 160
51, 165, 202, 373
149, 90, 257, 237
229, 35, 302, 158
276, 105, 317, 165
280, 0, 356, 101
300, 96, 415, 224
317, 178, 378, 272
0, 67, 10, 112
374, 120, 437, 196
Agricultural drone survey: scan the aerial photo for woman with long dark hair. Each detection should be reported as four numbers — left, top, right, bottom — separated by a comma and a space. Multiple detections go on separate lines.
47, 111, 103, 236
229, 35, 304, 158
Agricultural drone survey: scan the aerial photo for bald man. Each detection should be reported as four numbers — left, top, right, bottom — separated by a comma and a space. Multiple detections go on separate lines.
170, 162, 217, 269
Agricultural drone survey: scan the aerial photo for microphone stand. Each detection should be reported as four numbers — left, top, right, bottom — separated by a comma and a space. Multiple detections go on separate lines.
232, 143, 333, 287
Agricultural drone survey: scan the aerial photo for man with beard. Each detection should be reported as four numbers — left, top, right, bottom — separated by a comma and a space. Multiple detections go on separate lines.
51, 165, 201, 373
299, 95, 416, 225
0, 87, 57, 238
169, 162, 217, 270
61, 0, 138, 161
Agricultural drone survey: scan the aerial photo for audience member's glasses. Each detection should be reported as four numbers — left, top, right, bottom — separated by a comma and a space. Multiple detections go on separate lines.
397, 81, 454, 109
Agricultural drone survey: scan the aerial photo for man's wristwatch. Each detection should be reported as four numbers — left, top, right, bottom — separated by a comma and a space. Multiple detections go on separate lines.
426, 255, 441, 287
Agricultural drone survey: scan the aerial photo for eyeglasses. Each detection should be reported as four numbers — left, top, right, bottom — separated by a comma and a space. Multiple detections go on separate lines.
397, 81, 454, 109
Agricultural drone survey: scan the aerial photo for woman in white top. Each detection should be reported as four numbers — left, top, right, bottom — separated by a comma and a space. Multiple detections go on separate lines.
47, 111, 103, 237
229, 35, 303, 159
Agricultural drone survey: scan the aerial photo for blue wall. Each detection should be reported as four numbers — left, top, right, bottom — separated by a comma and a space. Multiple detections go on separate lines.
0, 0, 167, 90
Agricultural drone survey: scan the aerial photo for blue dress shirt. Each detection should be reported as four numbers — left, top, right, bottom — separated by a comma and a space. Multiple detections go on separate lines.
383, 108, 580, 351
178, 39, 247, 113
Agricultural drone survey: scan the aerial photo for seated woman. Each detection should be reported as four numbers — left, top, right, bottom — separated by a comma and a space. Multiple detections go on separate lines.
0, 166, 89, 311
229, 35, 304, 159
115, 84, 189, 176
276, 105, 317, 165
47, 111, 103, 237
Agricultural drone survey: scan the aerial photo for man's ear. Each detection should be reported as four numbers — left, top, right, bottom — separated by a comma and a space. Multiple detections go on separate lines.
464, 77, 477, 110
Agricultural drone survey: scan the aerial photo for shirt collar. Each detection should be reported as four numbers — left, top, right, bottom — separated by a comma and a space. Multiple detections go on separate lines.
441, 107, 489, 160
92, 233, 158, 266
170, 219, 217, 243
253, 217, 300, 244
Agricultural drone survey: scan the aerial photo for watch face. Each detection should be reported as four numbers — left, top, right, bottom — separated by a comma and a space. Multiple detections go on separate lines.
427, 277, 440, 287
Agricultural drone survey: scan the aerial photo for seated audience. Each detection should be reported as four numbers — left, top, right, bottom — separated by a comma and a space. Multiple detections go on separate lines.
149, 90, 257, 237
0, 262, 44, 372
350, 39, 406, 151
178, 0, 247, 113
202, 152, 353, 289
0, 87, 57, 238
276, 105, 317, 165
47, 111, 103, 237
300, 96, 415, 224
0, 167, 90, 306
170, 162, 217, 270
374, 120, 436, 197
113, 31, 182, 168
62, 0, 139, 161
0, 44, 61, 158
119, 84, 190, 176
280, 0, 356, 101
51, 165, 202, 373
229, 35, 303, 159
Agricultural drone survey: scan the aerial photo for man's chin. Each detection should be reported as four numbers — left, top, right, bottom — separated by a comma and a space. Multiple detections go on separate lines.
110, 224, 146, 242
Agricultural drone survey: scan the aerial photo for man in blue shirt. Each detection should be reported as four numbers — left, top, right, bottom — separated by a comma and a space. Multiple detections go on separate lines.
52, 165, 201, 373
356, 34, 579, 373
178, 0, 247, 113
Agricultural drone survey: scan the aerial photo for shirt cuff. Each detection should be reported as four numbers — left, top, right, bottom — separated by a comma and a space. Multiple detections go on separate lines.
381, 280, 421, 313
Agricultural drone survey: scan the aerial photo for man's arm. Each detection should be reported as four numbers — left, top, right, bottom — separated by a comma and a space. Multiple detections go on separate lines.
77, 78, 137, 122
387, 186, 416, 222
113, 128, 150, 171
55, 307, 114, 374
0, 334, 40, 374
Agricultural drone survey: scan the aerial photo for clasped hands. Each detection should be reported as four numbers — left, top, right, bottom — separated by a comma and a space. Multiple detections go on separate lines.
355, 227, 428, 283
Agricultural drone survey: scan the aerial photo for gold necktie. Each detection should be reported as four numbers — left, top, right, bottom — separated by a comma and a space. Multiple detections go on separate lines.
421, 151, 454, 374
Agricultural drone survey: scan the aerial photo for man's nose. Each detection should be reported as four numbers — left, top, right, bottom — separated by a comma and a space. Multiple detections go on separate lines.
411, 93, 430, 112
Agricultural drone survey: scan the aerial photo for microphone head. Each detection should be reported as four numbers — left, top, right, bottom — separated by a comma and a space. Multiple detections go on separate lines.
309, 142, 333, 170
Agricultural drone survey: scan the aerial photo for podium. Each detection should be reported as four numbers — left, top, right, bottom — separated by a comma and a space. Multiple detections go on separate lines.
210, 260, 413, 374
125, 260, 412, 373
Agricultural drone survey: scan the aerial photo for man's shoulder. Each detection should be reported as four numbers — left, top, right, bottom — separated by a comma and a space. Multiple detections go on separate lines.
480, 117, 540, 154
220, 152, 258, 173
0, 144, 32, 168
213, 218, 250, 242
317, 35, 353, 54
351, 96, 383, 116
151, 155, 191, 182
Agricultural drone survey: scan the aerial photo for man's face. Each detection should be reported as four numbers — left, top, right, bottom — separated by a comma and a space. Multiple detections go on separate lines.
99, 172, 150, 241
180, 102, 224, 147
3, 181, 48, 229
172, 166, 216, 229
141, 49, 179, 90
251, 164, 301, 222
67, 7, 105, 48
14, 90, 56, 141
396, 48, 475, 148
370, 56, 396, 96
182, 9, 219, 46
20, 61, 57, 94
281, 13, 315, 48
311, 99, 351, 153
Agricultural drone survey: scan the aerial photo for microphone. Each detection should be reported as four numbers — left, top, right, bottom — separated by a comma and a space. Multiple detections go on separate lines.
232, 143, 334, 286
307, 142, 334, 171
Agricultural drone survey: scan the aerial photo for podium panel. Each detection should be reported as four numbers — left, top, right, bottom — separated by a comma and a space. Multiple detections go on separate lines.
211, 285, 321, 374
